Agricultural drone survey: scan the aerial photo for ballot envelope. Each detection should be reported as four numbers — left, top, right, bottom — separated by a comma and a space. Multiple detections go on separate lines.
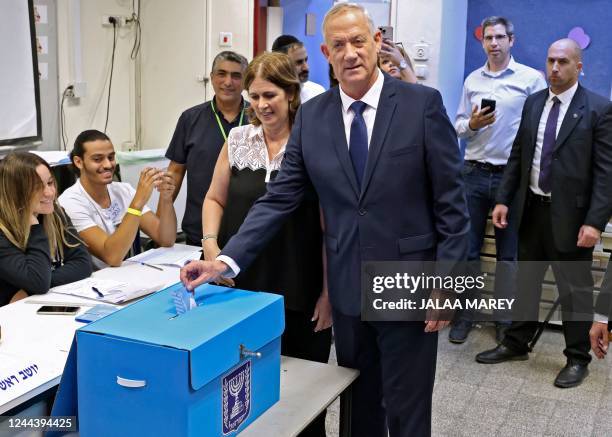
76, 283, 284, 436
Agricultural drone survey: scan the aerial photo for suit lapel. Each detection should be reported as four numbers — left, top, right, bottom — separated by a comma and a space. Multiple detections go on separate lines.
328, 87, 360, 198
554, 85, 585, 152
361, 76, 397, 198
526, 91, 548, 164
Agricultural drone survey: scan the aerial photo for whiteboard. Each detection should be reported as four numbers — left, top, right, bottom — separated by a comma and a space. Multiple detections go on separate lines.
0, 0, 41, 145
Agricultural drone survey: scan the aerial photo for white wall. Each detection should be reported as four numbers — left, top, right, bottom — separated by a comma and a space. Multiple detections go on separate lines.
56, 0, 254, 152
57, 0, 135, 149
392, 0, 467, 118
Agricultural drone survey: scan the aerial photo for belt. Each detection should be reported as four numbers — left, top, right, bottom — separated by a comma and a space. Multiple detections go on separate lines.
465, 160, 506, 173
529, 191, 552, 203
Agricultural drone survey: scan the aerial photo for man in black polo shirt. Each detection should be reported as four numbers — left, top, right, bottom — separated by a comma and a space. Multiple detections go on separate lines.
166, 51, 249, 246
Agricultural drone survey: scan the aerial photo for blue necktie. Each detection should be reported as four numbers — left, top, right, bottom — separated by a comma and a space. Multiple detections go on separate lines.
349, 101, 368, 188
538, 96, 561, 193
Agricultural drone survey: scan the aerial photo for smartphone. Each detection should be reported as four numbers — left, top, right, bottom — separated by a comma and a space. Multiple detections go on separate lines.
378, 26, 394, 41
37, 305, 80, 315
481, 98, 496, 114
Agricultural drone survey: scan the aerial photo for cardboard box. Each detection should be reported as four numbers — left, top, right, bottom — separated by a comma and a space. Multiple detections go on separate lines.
77, 283, 284, 436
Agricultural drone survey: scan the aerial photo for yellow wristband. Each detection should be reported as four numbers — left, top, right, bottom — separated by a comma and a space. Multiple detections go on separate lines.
126, 207, 142, 217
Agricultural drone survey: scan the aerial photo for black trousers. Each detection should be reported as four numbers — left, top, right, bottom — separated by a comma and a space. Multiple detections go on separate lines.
502, 195, 594, 365
282, 309, 333, 437
332, 310, 438, 437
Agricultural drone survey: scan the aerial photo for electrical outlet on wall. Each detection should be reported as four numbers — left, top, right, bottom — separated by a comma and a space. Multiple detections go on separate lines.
101, 15, 129, 27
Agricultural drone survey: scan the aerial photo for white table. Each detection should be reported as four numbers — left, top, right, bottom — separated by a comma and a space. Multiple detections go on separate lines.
242, 356, 358, 437
0, 252, 183, 414
0, 248, 359, 436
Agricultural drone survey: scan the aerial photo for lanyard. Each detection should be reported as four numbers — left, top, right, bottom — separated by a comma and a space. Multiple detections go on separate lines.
210, 99, 245, 142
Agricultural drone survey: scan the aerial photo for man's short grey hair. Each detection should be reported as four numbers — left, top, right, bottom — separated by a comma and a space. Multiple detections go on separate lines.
481, 16, 514, 37
322, 3, 376, 37
211, 51, 248, 73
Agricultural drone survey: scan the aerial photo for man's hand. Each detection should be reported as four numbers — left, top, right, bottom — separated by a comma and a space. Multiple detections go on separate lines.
577, 225, 601, 248
157, 172, 176, 201
589, 321, 609, 359
492, 204, 509, 229
424, 289, 455, 333
468, 105, 496, 130
180, 259, 229, 291
201, 240, 235, 287
133, 167, 164, 209
312, 292, 333, 332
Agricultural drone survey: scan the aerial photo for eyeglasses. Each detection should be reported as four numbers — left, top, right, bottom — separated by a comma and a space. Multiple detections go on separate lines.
483, 34, 509, 43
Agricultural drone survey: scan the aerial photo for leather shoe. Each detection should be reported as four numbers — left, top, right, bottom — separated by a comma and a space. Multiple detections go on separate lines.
476, 344, 528, 364
554, 363, 589, 388
449, 320, 472, 344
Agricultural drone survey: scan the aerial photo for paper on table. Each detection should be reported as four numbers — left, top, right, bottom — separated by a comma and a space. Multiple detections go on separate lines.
128, 246, 201, 267
0, 352, 62, 405
50, 278, 162, 304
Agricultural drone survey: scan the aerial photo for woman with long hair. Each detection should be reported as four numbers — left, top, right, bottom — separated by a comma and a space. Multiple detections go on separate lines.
201, 52, 332, 437
0, 152, 92, 306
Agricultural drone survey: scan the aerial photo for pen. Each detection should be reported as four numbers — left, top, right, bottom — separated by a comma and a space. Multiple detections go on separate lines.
140, 262, 163, 271
91, 287, 104, 298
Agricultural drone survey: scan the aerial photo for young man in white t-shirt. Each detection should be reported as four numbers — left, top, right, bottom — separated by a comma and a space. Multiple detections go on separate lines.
59, 130, 176, 269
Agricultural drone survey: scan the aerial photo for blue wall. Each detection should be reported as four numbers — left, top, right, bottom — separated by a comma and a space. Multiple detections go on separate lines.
280, 0, 334, 89
465, 0, 612, 98
438, 0, 468, 120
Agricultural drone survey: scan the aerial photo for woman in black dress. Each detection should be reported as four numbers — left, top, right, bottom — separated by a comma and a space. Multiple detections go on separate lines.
201, 52, 332, 437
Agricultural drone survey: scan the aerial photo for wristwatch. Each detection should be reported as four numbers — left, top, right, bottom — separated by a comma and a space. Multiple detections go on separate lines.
398, 60, 408, 71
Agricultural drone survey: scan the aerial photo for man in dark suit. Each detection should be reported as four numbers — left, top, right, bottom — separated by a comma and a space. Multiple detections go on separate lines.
180, 3, 469, 436
476, 39, 612, 388
590, 264, 612, 359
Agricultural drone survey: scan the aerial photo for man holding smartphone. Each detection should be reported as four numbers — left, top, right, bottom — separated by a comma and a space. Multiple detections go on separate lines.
452, 16, 547, 343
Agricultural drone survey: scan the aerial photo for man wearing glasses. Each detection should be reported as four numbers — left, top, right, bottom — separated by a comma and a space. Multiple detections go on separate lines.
451, 16, 547, 344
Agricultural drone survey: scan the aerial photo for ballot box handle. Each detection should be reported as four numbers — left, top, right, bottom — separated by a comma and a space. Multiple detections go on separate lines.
240, 344, 262, 360
116, 376, 147, 388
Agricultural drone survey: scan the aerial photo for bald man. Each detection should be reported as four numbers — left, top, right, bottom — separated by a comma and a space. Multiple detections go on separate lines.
476, 39, 612, 388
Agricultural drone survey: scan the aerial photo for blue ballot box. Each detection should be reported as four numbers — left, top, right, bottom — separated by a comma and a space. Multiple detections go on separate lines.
76, 283, 284, 436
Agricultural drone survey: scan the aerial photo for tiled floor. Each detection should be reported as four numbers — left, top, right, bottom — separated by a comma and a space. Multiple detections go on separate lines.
324, 324, 612, 437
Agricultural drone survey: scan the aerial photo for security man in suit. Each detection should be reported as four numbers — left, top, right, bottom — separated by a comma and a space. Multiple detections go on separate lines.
476, 39, 612, 389
180, 3, 469, 436
590, 259, 612, 359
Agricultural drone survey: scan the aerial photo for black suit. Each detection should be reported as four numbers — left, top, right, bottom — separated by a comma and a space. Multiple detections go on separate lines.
496, 84, 612, 363
594, 263, 612, 318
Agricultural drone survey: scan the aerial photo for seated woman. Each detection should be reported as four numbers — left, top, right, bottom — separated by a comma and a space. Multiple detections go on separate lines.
202, 52, 332, 437
0, 152, 92, 306
379, 38, 418, 83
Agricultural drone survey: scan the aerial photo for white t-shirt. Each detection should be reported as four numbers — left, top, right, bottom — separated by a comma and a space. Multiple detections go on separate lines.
300, 80, 326, 103
58, 179, 151, 269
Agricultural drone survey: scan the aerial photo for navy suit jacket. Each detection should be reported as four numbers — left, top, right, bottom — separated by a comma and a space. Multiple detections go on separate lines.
222, 74, 470, 316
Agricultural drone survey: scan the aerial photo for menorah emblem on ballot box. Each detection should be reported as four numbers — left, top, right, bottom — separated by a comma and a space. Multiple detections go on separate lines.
222, 360, 252, 434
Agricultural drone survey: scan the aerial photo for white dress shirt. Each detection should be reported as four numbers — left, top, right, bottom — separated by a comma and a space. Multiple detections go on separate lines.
218, 70, 385, 277
300, 80, 326, 103
529, 81, 579, 196
455, 57, 547, 165
338, 69, 384, 148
